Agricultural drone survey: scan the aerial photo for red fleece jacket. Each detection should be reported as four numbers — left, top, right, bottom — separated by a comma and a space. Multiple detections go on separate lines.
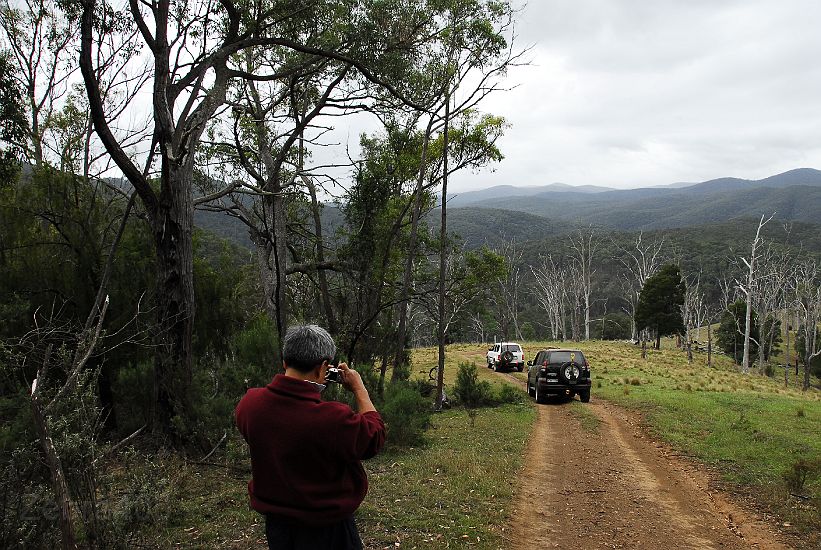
235, 374, 385, 525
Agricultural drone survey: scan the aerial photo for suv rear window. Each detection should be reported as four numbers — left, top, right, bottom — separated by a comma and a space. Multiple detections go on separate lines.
547, 351, 585, 364
502, 344, 521, 352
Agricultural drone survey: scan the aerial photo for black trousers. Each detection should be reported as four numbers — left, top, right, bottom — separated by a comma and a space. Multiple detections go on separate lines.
264, 514, 363, 550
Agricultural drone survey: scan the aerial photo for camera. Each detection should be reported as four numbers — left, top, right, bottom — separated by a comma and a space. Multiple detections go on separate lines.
325, 366, 342, 384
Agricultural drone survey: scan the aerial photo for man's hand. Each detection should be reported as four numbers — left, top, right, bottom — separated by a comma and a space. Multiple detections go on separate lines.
337, 362, 376, 414
337, 362, 364, 392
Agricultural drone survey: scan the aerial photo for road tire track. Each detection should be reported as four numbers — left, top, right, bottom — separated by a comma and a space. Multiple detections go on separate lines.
498, 372, 791, 549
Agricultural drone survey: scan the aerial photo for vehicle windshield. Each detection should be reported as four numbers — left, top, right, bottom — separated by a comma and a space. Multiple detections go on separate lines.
548, 351, 585, 364
502, 344, 521, 352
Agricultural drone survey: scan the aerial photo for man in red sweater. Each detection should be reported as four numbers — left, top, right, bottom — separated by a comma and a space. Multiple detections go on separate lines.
235, 324, 385, 550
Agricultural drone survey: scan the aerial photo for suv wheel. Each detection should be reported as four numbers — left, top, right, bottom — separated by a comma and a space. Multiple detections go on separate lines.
516, 364, 523, 372
535, 379, 547, 404
560, 361, 581, 384
579, 389, 590, 403
527, 378, 535, 397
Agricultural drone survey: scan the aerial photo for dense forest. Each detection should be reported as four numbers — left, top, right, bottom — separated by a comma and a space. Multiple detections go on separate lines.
1, 0, 820, 547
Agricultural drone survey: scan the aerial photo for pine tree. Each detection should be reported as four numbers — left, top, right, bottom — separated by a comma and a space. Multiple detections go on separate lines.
635, 263, 685, 349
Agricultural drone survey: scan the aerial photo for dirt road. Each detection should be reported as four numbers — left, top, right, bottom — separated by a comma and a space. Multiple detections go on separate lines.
503, 378, 792, 549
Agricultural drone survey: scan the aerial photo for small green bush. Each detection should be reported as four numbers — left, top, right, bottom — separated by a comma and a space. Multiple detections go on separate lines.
381, 382, 431, 448
231, 314, 278, 371
453, 362, 494, 408
496, 383, 524, 404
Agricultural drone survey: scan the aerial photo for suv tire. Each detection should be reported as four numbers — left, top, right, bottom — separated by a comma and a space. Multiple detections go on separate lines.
535, 379, 547, 404
579, 389, 590, 403
560, 361, 581, 384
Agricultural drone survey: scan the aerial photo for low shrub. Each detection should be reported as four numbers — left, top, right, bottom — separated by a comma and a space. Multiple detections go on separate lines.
496, 383, 524, 404
381, 382, 432, 448
453, 362, 494, 408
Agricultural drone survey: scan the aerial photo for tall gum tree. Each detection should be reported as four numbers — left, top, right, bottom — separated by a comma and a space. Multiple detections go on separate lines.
77, 0, 454, 435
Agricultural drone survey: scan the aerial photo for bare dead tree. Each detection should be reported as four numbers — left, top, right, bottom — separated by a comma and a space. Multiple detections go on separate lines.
493, 239, 524, 341
735, 213, 774, 373
569, 225, 599, 340
471, 311, 485, 343
794, 260, 821, 391
682, 272, 703, 363
753, 247, 790, 374
614, 232, 665, 340
531, 255, 568, 340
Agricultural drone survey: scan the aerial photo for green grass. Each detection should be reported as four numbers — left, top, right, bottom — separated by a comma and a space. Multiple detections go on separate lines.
352, 343, 535, 548
569, 400, 601, 434
358, 403, 534, 549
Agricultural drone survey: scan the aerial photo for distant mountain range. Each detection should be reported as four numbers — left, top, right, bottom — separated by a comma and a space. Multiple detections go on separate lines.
194, 168, 821, 250
449, 167, 821, 206
442, 168, 821, 231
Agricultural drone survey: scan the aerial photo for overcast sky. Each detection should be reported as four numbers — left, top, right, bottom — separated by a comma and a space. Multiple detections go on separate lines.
370, 0, 821, 192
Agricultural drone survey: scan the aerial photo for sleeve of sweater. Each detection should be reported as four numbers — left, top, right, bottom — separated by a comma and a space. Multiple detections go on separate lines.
337, 409, 386, 461
234, 391, 249, 442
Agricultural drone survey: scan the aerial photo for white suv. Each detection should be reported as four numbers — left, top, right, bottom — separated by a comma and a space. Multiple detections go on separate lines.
486, 342, 525, 372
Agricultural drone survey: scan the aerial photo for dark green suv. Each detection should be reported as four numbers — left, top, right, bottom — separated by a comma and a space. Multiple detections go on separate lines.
526, 348, 591, 404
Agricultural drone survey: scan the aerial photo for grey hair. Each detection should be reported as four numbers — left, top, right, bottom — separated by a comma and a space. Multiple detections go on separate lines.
282, 324, 336, 372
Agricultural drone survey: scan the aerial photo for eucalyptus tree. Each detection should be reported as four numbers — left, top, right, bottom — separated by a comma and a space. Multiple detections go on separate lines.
76, 0, 458, 433
0, 0, 76, 167
0, 51, 27, 178
391, 0, 518, 394
199, 55, 358, 351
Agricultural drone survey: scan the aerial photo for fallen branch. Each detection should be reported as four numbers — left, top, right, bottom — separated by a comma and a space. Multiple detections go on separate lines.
201, 432, 227, 461
93, 425, 146, 465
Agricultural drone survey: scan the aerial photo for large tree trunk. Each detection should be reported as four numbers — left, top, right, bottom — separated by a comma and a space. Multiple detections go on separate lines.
253, 192, 288, 360
435, 96, 450, 411
392, 121, 433, 383
304, 175, 336, 334
151, 169, 195, 433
